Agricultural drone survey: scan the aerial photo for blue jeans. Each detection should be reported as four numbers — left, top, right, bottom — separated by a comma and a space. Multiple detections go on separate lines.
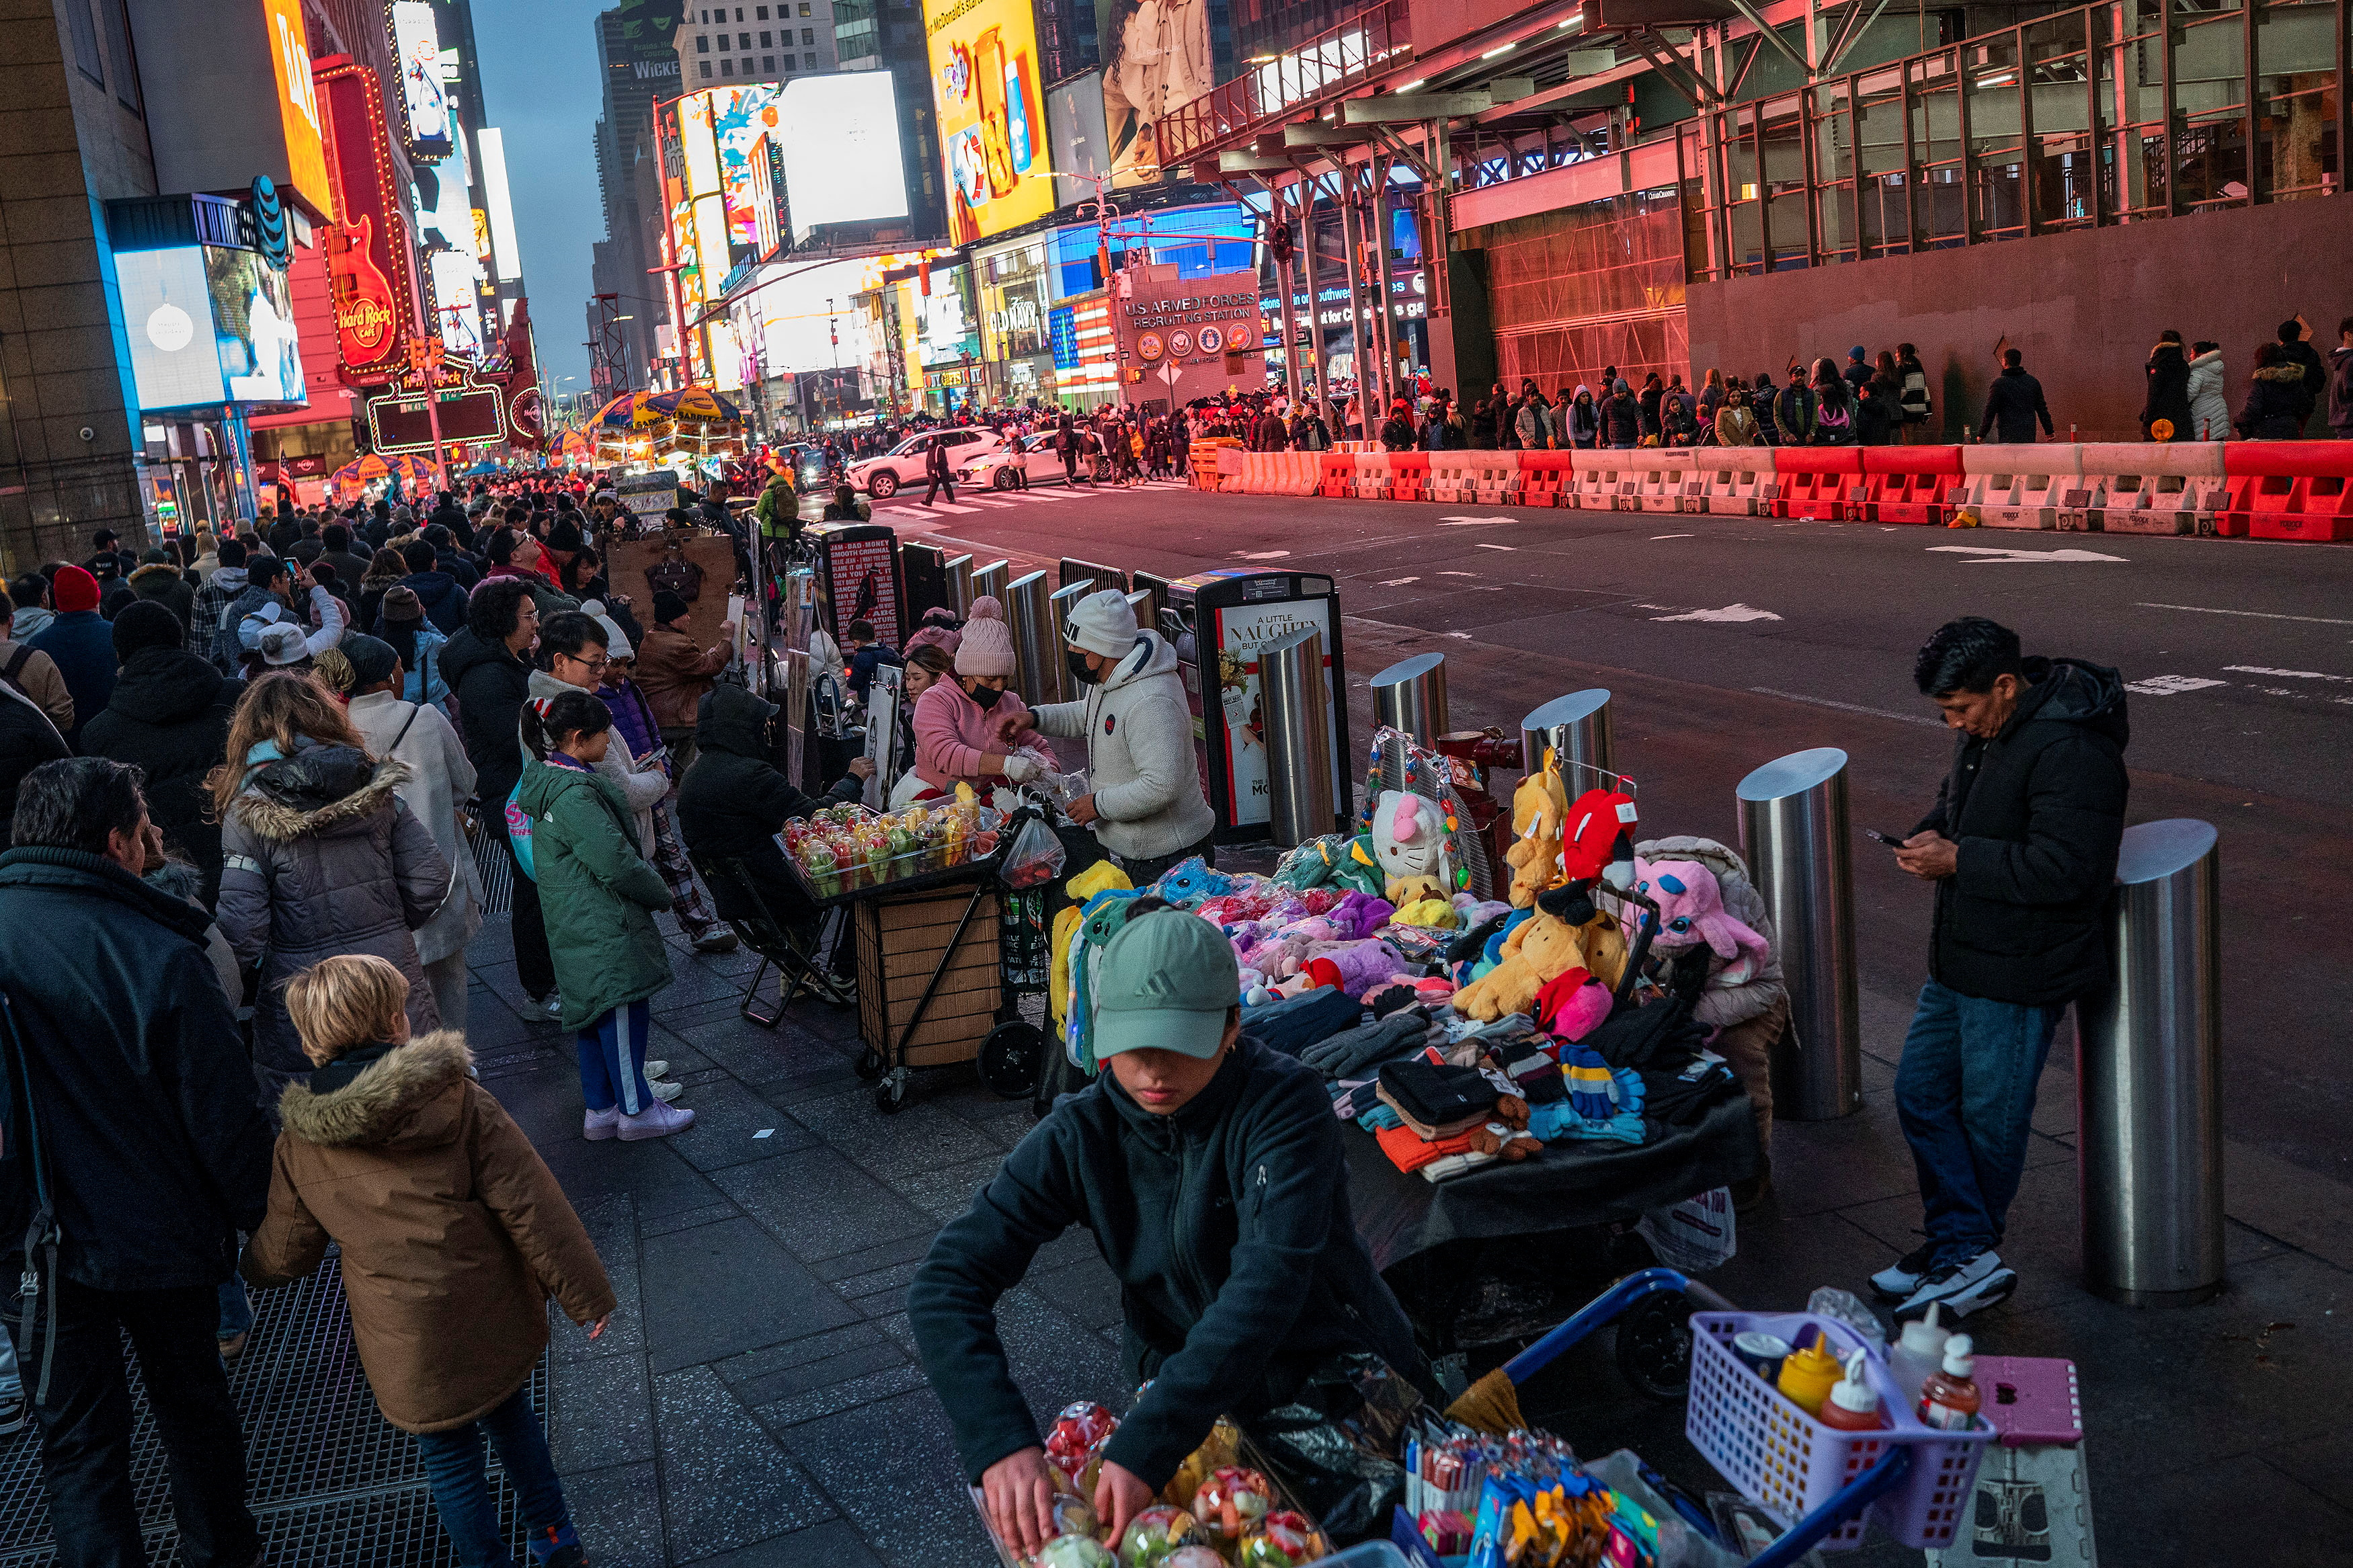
577, 997, 653, 1115
414, 1385, 571, 1568
216, 1278, 253, 1339
1894, 981, 2066, 1265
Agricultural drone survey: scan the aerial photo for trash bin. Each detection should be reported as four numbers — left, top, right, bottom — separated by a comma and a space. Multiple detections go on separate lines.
2078, 818, 2223, 1307
1735, 747, 1862, 1121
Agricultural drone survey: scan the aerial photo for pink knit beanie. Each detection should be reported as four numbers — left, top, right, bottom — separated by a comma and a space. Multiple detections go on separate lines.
954, 595, 1016, 678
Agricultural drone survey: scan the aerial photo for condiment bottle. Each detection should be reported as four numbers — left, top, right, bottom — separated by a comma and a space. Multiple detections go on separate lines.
1889, 1303, 1952, 1409
1817, 1350, 1886, 1432
1776, 1329, 1843, 1418
1917, 1333, 1982, 1432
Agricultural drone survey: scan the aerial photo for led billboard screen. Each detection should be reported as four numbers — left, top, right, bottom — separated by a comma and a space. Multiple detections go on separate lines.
708, 85, 785, 252
389, 2, 452, 159
262, 0, 333, 214
1102, 0, 1210, 187
120, 246, 227, 412
776, 73, 910, 239
1045, 68, 1110, 186
924, 0, 1053, 244
204, 245, 307, 405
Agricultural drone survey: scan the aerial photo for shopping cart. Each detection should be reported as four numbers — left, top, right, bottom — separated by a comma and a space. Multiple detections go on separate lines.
1443, 1268, 1993, 1567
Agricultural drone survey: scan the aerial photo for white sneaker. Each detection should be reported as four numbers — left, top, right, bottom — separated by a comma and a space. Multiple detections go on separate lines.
643, 1061, 670, 1079
617, 1100, 696, 1140
1894, 1249, 2018, 1323
1870, 1241, 1940, 1301
650, 1078, 684, 1103
539, 991, 565, 1021
583, 1106, 620, 1141
692, 930, 740, 954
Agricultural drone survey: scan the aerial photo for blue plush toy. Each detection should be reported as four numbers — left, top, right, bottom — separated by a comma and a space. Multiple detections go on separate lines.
1478, 907, 1534, 978
1151, 856, 1234, 907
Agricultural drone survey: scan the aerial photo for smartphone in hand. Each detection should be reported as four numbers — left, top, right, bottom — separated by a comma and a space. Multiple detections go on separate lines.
1863, 829, 1908, 849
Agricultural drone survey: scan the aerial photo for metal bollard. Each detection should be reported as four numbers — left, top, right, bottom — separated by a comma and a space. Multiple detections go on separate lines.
1259, 628, 1334, 847
972, 559, 1010, 609
1130, 571, 1175, 636
1004, 571, 1060, 708
1370, 653, 1448, 745
1060, 557, 1127, 595
943, 553, 974, 618
1736, 747, 1862, 1120
1519, 690, 1613, 780
1049, 580, 1094, 699
2078, 819, 2223, 1307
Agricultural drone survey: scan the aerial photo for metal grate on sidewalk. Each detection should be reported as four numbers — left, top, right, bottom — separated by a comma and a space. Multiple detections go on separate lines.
0, 1254, 545, 1567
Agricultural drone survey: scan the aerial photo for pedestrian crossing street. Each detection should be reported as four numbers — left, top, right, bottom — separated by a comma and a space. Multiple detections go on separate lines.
877, 478, 1191, 522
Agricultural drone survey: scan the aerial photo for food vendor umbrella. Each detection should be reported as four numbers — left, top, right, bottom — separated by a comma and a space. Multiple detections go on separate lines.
644, 384, 742, 424
593, 390, 661, 429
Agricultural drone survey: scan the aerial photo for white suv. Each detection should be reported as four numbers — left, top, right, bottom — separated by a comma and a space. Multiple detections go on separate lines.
848, 427, 1003, 499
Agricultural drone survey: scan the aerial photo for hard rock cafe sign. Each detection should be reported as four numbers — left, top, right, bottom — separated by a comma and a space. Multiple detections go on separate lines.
329, 213, 401, 371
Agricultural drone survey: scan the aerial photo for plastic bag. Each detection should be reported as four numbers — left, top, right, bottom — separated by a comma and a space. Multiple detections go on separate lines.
1245, 1351, 1427, 1544
1002, 813, 1068, 890
1634, 1186, 1736, 1274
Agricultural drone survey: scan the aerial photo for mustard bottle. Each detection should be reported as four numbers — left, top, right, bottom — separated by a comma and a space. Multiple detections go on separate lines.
1776, 1329, 1845, 1418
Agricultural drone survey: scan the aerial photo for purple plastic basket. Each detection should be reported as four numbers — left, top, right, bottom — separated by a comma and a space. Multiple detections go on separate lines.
1685, 1311, 1991, 1551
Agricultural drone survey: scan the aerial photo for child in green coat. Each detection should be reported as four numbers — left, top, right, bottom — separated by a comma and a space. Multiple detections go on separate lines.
513, 689, 694, 1141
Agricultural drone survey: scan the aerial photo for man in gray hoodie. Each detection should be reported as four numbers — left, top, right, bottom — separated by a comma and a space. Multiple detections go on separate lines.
996, 589, 1217, 885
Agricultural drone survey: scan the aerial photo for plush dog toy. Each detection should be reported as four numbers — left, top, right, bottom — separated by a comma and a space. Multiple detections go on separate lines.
1154, 857, 1234, 908
1505, 755, 1570, 907
1371, 790, 1455, 906
1302, 938, 1406, 997
1634, 857, 1771, 976
1449, 907, 1630, 1021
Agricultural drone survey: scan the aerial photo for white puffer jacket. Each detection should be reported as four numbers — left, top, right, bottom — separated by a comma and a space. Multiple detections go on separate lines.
1027, 630, 1216, 862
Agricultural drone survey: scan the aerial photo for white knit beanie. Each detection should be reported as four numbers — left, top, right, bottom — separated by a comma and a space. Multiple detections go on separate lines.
1065, 588, 1138, 658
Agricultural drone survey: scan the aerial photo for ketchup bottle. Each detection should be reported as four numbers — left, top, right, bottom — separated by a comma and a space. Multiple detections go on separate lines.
1916, 1333, 1983, 1432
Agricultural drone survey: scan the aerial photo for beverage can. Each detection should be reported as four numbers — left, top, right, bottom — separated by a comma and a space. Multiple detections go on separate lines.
1732, 1331, 1792, 1383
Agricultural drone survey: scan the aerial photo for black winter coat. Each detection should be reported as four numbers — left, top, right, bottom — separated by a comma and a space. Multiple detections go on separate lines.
1913, 657, 2129, 1005
1601, 393, 1644, 446
1978, 366, 2054, 443
910, 1036, 1428, 1489
78, 649, 243, 907
2141, 343, 2192, 437
439, 628, 534, 808
0, 690, 71, 850
395, 569, 470, 635
673, 684, 860, 926
0, 847, 274, 1290
2278, 338, 2327, 420
2237, 364, 2307, 440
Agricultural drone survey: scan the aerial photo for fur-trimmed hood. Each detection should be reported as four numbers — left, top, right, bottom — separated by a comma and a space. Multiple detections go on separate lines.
278, 1030, 472, 1149
231, 745, 411, 842
2253, 362, 2305, 383
130, 561, 184, 587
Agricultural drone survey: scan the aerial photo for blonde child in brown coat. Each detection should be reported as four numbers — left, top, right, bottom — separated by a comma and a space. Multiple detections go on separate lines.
243, 955, 614, 1568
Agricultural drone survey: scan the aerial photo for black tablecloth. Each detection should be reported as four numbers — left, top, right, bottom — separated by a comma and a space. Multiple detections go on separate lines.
1346, 1096, 1762, 1273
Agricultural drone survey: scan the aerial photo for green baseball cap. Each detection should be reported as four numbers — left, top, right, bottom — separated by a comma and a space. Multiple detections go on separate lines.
1092, 910, 1240, 1061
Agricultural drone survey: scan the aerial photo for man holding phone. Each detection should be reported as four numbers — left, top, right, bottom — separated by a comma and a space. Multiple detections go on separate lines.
1875, 617, 2128, 1321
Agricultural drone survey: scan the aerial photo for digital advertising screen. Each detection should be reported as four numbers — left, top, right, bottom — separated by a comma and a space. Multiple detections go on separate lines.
1045, 67, 1111, 186
119, 245, 227, 412
708, 84, 785, 253
924, 0, 1054, 245
1101, 0, 1210, 188
776, 73, 911, 240
203, 245, 307, 406
261, 0, 334, 215
388, 1, 452, 160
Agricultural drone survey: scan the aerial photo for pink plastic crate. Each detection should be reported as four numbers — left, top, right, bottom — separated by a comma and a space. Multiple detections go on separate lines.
1970, 1356, 2083, 1447
1686, 1311, 1991, 1552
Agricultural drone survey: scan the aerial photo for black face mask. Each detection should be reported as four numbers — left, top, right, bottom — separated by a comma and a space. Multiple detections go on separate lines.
1065, 649, 1098, 688
968, 682, 1005, 711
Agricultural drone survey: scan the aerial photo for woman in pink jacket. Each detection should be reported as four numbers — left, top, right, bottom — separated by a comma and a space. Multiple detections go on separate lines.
910, 597, 1047, 799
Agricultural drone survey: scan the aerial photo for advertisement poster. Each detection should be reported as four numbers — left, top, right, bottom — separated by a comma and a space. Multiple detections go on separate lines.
1211, 595, 1341, 828
118, 246, 226, 413
823, 535, 903, 647
388, 2, 452, 160
1113, 264, 1267, 407
262, 0, 334, 216
1100, 0, 1211, 188
709, 85, 786, 251
925, 0, 1055, 244
1045, 68, 1111, 185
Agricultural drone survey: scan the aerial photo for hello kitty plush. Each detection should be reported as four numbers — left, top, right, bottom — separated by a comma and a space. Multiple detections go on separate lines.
1371, 790, 1454, 906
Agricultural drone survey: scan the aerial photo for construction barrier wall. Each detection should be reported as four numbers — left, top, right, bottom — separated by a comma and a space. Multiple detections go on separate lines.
1191, 440, 2353, 543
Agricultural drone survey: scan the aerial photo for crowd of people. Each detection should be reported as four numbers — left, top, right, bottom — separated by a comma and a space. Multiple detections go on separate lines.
2137, 315, 2353, 442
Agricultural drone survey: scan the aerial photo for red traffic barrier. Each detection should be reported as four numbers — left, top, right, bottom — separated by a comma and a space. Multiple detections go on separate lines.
1772, 447, 1865, 520
1318, 451, 1355, 498
1390, 450, 1431, 503
1860, 446, 1963, 526
2220, 441, 2353, 542
1519, 450, 1574, 507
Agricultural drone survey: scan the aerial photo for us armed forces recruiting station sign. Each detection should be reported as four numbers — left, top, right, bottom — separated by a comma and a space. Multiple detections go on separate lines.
1114, 262, 1267, 407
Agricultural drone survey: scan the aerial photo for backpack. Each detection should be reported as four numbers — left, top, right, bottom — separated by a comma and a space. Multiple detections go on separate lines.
1816, 394, 1852, 439
504, 778, 536, 880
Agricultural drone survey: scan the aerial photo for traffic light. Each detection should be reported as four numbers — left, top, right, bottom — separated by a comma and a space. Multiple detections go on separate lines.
1269, 222, 1293, 266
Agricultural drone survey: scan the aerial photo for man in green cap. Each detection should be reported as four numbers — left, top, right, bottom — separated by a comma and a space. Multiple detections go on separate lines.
910, 908, 1428, 1558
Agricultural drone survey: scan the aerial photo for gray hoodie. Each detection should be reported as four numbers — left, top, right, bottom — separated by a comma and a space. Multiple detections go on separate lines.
1026, 630, 1216, 862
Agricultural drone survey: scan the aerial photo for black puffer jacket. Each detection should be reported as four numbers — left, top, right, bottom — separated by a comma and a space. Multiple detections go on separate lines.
911, 1036, 1429, 1491
439, 627, 532, 807
0, 846, 274, 1290
2141, 342, 2192, 437
0, 688, 71, 850
673, 684, 859, 925
1913, 657, 2130, 1005
79, 649, 244, 907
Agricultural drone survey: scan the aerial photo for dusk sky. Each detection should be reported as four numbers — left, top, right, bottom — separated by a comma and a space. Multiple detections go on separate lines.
473, 0, 615, 393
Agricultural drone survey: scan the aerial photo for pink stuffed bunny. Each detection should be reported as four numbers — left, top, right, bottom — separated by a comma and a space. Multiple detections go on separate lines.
1634, 858, 1770, 978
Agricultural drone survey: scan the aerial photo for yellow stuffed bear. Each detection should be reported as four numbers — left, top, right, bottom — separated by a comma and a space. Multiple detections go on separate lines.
1504, 757, 1569, 909
1449, 907, 1630, 1022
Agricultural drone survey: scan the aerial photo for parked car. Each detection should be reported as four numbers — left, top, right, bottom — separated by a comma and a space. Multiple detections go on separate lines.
958, 433, 1071, 491
848, 428, 1002, 499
